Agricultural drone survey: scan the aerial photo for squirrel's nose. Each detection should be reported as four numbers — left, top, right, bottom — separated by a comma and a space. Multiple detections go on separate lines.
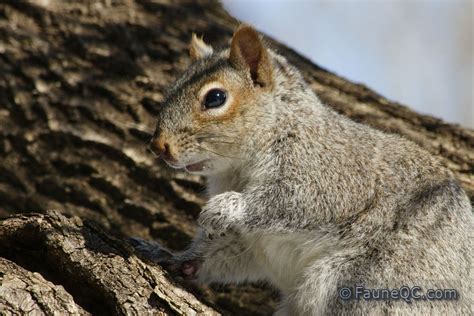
149, 137, 176, 162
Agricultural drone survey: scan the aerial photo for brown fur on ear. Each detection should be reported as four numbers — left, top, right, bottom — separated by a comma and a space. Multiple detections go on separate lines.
189, 34, 213, 60
229, 25, 272, 87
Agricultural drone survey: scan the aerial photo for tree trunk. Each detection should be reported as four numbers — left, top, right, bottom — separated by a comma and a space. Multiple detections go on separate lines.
0, 0, 472, 314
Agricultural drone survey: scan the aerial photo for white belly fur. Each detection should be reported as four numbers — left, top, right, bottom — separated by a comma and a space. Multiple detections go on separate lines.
249, 232, 339, 294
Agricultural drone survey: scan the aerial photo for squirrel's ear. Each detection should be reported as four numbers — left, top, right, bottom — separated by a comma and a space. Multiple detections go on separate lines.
229, 25, 272, 87
189, 34, 213, 60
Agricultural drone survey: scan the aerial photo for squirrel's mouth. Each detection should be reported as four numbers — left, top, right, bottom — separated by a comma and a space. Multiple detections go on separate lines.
184, 159, 210, 173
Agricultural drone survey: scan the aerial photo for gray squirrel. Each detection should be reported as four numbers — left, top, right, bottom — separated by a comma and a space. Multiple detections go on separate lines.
131, 25, 473, 315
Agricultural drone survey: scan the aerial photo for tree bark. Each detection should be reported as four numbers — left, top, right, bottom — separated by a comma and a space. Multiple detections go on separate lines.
0, 212, 217, 315
0, 0, 472, 315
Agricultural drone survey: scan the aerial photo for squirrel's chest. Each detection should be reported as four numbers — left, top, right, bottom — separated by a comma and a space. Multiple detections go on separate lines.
251, 233, 333, 293
207, 169, 249, 196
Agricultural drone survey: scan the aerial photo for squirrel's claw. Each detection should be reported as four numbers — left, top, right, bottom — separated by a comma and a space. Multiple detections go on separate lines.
129, 237, 201, 280
128, 237, 173, 263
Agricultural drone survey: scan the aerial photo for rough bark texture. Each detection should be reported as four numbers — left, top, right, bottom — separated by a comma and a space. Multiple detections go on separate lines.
0, 212, 217, 315
0, 0, 472, 315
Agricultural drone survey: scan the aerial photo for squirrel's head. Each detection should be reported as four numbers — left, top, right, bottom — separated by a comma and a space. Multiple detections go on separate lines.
150, 25, 276, 175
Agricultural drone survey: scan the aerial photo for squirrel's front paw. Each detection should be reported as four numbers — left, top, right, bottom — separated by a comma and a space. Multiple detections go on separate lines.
129, 237, 173, 263
129, 237, 200, 280
198, 191, 245, 238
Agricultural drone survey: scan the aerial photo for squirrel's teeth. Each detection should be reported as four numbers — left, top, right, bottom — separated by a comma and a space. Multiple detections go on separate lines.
185, 160, 208, 172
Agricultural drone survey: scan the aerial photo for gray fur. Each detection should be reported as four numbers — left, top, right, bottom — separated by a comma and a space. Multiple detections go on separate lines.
133, 31, 474, 315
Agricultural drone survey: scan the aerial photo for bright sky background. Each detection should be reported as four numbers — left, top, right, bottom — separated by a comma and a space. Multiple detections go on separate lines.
222, 0, 473, 128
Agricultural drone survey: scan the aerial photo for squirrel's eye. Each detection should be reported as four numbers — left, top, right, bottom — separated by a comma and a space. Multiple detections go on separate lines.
203, 89, 226, 109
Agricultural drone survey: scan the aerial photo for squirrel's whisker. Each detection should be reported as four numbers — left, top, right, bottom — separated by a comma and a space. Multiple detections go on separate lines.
106, 117, 155, 135
195, 144, 242, 160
